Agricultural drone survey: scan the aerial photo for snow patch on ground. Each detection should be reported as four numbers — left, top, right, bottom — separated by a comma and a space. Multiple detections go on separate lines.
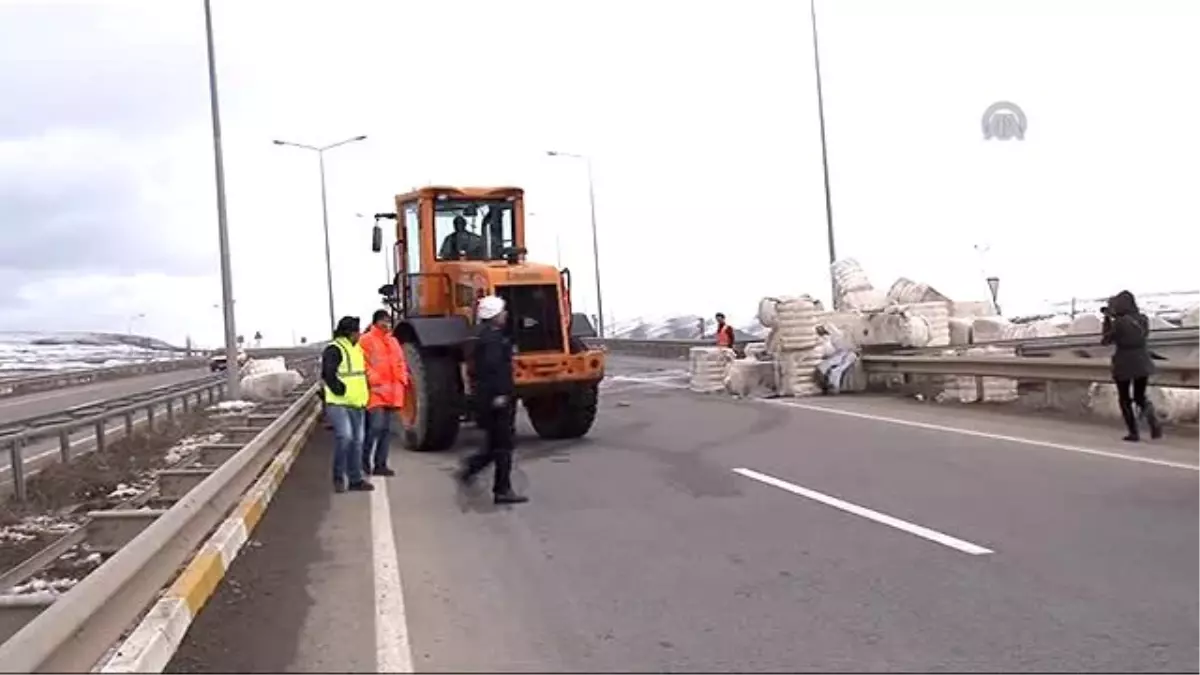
0, 515, 80, 544
210, 400, 257, 413
163, 432, 226, 466
3, 576, 79, 597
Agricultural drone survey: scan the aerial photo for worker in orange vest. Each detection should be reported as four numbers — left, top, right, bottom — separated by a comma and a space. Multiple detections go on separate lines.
360, 309, 410, 476
715, 312, 735, 349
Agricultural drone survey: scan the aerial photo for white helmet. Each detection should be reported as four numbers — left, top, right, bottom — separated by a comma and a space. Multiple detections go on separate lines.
477, 295, 506, 321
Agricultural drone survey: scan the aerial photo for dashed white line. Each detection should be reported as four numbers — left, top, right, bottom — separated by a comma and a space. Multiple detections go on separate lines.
733, 467, 995, 556
372, 479, 414, 673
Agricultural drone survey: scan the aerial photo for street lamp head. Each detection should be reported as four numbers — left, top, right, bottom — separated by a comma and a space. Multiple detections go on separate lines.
546, 150, 558, 157
272, 140, 284, 145
354, 135, 367, 141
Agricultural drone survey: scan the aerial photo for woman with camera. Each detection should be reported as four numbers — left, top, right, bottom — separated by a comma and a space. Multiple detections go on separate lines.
1101, 290, 1163, 441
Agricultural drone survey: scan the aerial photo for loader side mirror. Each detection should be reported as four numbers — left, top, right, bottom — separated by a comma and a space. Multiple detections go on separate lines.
371, 224, 383, 252
378, 283, 396, 298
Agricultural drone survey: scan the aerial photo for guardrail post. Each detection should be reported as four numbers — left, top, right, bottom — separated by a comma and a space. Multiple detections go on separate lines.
123, 412, 134, 438
146, 404, 155, 431
10, 439, 26, 502
181, 393, 190, 414
59, 430, 71, 463
95, 421, 107, 454
166, 399, 175, 424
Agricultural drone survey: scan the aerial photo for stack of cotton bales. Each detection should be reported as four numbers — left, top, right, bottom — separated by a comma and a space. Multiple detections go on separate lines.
689, 346, 736, 393
937, 345, 1020, 404
770, 296, 823, 397
886, 278, 952, 306
1182, 305, 1200, 328
831, 259, 888, 311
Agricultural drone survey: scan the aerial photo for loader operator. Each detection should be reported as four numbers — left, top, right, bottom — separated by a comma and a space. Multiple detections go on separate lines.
439, 214, 485, 260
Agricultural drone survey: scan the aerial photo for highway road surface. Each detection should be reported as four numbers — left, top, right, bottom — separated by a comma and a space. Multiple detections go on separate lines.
0, 368, 211, 426
167, 356, 1198, 673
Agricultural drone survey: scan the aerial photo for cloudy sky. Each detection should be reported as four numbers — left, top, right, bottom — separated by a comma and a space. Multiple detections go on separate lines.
0, 0, 1196, 346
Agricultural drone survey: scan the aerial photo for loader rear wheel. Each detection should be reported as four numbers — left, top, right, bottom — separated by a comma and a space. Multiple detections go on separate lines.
523, 382, 599, 440
397, 344, 463, 452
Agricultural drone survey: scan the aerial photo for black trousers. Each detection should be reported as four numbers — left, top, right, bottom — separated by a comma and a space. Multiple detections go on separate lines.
462, 403, 515, 495
1114, 376, 1156, 435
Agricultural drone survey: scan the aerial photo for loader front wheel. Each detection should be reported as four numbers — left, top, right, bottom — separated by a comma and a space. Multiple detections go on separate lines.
398, 344, 463, 452
523, 382, 599, 440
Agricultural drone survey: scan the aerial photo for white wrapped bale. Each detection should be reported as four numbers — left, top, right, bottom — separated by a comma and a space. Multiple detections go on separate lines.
900, 301, 951, 347
1067, 314, 1103, 335
811, 311, 871, 347
950, 301, 999, 319
241, 357, 287, 377
757, 297, 781, 329
776, 350, 822, 397
886, 278, 951, 306
1087, 384, 1200, 424
240, 370, 304, 401
775, 296, 820, 352
1181, 305, 1200, 328
937, 346, 1019, 404
689, 347, 736, 393
831, 258, 873, 295
725, 358, 778, 398
744, 343, 770, 361
972, 317, 1012, 344
863, 310, 931, 347
1001, 320, 1066, 341
948, 317, 973, 346
840, 288, 889, 312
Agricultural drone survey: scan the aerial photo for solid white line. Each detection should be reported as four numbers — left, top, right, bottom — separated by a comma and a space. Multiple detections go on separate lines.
779, 400, 1200, 472
371, 478, 414, 673
608, 376, 1198, 472
733, 467, 994, 556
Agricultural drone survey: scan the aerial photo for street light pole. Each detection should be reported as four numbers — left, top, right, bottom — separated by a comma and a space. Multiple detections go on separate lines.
809, 0, 839, 308
546, 150, 605, 338
273, 135, 368, 335
203, 0, 240, 398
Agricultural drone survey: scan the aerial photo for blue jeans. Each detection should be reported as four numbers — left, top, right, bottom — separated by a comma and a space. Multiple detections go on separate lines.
326, 404, 365, 485
363, 408, 393, 472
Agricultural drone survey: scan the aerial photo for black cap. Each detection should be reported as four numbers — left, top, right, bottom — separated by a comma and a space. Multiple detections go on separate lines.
371, 309, 390, 324
335, 316, 360, 336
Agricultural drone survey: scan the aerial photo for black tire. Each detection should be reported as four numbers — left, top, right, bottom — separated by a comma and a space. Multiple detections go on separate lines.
524, 382, 599, 440
399, 344, 463, 452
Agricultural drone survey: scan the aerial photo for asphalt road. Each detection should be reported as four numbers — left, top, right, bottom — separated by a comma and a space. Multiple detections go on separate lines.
0, 368, 211, 426
167, 357, 1198, 673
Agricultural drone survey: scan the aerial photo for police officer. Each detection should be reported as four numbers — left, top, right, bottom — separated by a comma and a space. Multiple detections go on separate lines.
456, 295, 528, 504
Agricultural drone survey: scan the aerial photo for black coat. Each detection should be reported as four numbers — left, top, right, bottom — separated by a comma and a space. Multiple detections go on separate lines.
1101, 311, 1155, 382
473, 323, 514, 408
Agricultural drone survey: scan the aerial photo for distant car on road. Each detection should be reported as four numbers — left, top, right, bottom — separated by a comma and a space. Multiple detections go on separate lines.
209, 348, 248, 372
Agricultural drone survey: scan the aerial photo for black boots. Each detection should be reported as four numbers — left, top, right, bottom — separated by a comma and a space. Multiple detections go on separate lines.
1121, 400, 1164, 442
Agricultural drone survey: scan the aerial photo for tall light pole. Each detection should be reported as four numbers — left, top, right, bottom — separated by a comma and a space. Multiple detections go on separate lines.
203, 0, 240, 398
809, 0, 838, 307
545, 150, 605, 338
273, 135, 368, 334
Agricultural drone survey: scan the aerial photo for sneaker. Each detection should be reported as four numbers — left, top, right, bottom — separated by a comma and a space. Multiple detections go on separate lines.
493, 492, 529, 505
334, 482, 347, 494
372, 467, 396, 477
348, 480, 375, 492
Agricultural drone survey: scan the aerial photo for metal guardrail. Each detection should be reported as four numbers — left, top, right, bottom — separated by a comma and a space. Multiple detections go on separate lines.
0, 358, 209, 400
2, 377, 227, 502
861, 354, 1199, 389
592, 336, 1200, 389
0, 383, 321, 673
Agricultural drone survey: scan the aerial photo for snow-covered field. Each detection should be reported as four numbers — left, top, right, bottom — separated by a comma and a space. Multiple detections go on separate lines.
0, 331, 185, 375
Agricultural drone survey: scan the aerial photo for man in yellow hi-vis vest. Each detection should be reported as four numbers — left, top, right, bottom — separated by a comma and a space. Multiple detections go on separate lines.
320, 316, 373, 493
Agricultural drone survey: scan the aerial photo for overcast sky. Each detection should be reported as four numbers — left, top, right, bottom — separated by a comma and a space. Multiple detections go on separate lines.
0, 0, 1196, 346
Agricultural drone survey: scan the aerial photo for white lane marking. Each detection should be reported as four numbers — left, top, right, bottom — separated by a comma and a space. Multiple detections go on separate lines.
608, 376, 1199, 472
372, 478, 414, 673
780, 400, 1200, 472
733, 467, 994, 556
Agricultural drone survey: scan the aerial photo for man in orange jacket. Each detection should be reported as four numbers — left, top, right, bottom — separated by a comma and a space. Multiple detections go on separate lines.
360, 309, 410, 476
